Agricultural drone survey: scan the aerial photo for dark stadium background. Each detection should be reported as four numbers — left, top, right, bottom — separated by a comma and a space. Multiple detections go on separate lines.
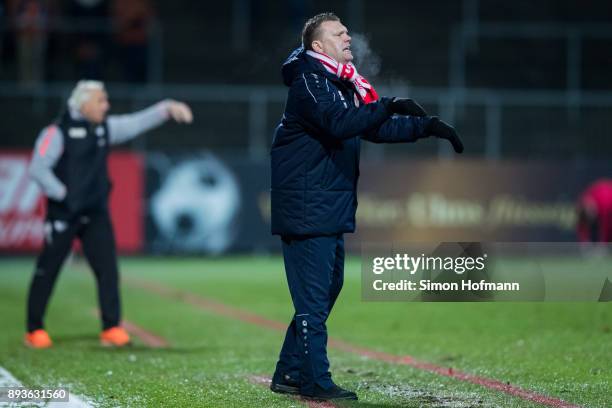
2, 0, 612, 254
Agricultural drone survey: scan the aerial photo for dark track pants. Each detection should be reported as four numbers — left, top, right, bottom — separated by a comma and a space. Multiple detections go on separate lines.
26, 210, 121, 332
273, 234, 345, 394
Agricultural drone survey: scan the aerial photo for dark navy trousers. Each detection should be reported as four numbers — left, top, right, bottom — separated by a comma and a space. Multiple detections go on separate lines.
273, 234, 345, 394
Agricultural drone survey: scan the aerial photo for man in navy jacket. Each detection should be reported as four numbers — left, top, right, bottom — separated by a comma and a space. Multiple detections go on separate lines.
270, 13, 463, 401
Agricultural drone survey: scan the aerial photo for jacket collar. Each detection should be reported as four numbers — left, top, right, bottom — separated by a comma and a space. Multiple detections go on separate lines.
282, 46, 352, 91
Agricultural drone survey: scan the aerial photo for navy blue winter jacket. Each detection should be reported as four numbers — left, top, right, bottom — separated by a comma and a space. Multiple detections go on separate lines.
271, 47, 431, 236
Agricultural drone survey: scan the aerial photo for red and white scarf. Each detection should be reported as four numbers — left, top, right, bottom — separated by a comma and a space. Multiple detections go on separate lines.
306, 50, 379, 104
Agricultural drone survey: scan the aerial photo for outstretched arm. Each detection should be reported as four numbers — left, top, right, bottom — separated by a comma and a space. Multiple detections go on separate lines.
363, 115, 464, 153
29, 125, 67, 200
362, 115, 431, 144
107, 99, 193, 145
290, 74, 393, 140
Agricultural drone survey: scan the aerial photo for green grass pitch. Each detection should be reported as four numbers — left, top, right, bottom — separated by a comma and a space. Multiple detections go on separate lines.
0, 256, 609, 407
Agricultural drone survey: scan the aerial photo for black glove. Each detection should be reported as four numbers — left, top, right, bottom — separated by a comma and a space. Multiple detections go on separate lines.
425, 117, 464, 153
386, 97, 427, 117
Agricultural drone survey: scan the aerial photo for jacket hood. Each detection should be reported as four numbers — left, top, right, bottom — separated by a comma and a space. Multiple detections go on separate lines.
281, 46, 330, 87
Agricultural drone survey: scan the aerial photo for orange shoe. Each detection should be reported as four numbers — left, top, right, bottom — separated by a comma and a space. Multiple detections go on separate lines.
24, 329, 52, 349
100, 326, 131, 347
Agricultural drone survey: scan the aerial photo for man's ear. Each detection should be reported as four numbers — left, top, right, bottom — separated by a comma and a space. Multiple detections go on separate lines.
311, 40, 323, 53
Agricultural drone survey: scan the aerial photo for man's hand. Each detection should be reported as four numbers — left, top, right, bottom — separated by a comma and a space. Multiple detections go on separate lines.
165, 100, 193, 123
387, 98, 427, 117
426, 117, 464, 153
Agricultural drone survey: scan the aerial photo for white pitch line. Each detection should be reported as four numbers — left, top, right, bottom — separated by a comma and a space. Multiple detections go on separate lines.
0, 366, 94, 408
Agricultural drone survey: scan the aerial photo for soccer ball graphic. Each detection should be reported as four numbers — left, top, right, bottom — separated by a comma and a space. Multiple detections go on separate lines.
150, 154, 240, 254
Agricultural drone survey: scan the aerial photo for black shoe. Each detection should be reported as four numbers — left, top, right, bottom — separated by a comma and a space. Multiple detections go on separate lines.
270, 374, 300, 395
302, 384, 358, 401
